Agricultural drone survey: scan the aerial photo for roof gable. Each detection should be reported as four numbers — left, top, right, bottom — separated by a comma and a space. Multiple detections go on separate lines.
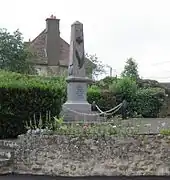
27, 30, 95, 67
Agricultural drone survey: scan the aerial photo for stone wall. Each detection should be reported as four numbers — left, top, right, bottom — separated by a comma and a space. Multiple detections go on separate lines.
13, 134, 170, 176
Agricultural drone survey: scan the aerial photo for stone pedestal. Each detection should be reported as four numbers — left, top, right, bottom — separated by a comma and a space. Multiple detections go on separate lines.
62, 77, 93, 121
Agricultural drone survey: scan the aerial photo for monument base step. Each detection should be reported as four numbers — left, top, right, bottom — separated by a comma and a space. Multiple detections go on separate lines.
61, 103, 105, 122
62, 111, 103, 122
62, 102, 92, 113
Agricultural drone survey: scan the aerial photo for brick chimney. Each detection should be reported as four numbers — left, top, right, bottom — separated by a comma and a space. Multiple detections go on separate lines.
45, 15, 60, 66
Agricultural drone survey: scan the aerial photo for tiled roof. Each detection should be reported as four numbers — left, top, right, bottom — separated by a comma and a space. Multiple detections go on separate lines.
59, 38, 70, 67
30, 30, 47, 58
27, 30, 94, 67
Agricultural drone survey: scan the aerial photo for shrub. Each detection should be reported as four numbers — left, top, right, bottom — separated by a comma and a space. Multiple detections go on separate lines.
92, 77, 166, 118
0, 70, 66, 139
113, 77, 138, 98
96, 76, 117, 89
87, 85, 116, 112
160, 129, 170, 135
132, 88, 166, 118
109, 77, 138, 114
87, 77, 138, 114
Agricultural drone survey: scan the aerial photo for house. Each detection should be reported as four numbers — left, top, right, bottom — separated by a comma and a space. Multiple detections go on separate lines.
25, 15, 95, 77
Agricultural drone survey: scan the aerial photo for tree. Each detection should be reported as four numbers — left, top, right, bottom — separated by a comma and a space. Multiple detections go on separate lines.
85, 53, 106, 79
121, 58, 139, 80
0, 28, 35, 74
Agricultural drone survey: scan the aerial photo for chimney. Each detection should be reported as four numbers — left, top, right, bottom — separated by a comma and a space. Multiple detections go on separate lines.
45, 15, 60, 66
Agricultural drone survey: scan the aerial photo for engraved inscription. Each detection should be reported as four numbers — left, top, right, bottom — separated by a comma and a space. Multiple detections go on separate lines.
76, 85, 84, 99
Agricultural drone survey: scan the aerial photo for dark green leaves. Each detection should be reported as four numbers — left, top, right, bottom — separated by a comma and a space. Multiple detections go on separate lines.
0, 29, 35, 74
0, 71, 66, 139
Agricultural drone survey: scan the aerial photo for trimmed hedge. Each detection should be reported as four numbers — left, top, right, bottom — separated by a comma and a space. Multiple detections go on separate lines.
132, 88, 166, 118
0, 71, 66, 139
87, 85, 117, 111
92, 77, 166, 118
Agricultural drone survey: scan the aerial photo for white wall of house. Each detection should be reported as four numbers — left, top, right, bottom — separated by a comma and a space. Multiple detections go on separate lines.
34, 65, 68, 77
35, 65, 48, 76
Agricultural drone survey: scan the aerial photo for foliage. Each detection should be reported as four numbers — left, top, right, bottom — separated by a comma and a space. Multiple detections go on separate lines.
85, 53, 106, 79
90, 76, 166, 118
53, 116, 64, 130
108, 77, 138, 116
132, 88, 166, 118
137, 79, 160, 88
160, 129, 170, 135
109, 77, 138, 100
52, 122, 140, 137
26, 117, 141, 137
102, 76, 117, 85
95, 76, 117, 89
0, 70, 66, 139
0, 68, 168, 139
121, 58, 139, 80
0, 29, 35, 74
87, 85, 116, 112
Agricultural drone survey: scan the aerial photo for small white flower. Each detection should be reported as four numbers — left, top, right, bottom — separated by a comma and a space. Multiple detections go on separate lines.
112, 125, 117, 128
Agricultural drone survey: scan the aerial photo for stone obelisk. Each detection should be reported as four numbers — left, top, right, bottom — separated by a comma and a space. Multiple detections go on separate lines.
62, 21, 92, 121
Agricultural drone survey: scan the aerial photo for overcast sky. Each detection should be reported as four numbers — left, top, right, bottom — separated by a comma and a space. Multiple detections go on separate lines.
1, 0, 170, 81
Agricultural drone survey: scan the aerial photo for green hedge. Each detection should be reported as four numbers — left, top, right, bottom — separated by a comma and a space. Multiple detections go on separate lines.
0, 71, 167, 139
132, 88, 165, 118
0, 71, 66, 139
87, 85, 116, 111
89, 77, 166, 118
